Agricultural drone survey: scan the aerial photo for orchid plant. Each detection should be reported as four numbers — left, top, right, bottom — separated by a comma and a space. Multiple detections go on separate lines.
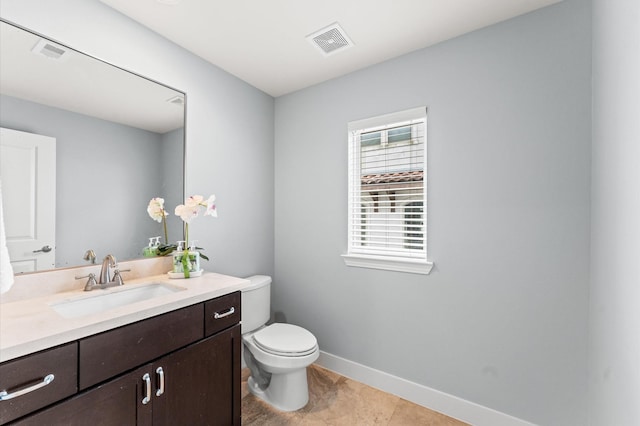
174, 194, 217, 277
146, 194, 218, 278
147, 197, 169, 244
146, 197, 179, 256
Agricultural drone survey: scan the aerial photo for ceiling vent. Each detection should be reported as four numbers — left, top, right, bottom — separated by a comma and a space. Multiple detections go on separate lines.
31, 39, 69, 61
307, 22, 354, 57
166, 95, 185, 107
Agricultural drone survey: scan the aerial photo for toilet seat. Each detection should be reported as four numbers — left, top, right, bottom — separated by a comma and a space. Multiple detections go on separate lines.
252, 323, 318, 357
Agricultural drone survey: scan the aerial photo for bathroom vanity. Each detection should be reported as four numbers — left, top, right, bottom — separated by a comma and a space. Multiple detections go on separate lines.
0, 266, 247, 426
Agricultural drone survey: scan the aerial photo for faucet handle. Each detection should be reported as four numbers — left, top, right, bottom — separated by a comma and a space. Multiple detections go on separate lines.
75, 273, 98, 291
112, 269, 130, 286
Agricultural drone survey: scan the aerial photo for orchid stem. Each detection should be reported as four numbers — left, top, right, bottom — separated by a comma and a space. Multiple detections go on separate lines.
162, 214, 168, 245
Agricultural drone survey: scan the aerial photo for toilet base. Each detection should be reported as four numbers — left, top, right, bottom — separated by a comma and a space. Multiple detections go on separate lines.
247, 367, 310, 411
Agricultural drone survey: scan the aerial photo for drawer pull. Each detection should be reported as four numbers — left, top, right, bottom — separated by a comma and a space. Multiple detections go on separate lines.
213, 306, 235, 319
156, 367, 165, 397
142, 373, 151, 405
0, 374, 55, 401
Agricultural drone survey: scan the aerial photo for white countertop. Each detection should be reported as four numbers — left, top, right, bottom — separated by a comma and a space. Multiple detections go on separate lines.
0, 272, 249, 363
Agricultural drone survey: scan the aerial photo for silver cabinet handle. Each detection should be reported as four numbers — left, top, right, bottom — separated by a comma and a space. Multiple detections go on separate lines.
142, 373, 151, 405
33, 245, 52, 253
214, 306, 235, 319
0, 374, 54, 401
155, 367, 165, 397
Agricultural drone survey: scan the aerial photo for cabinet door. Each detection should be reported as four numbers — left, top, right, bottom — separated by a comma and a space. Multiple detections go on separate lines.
152, 325, 241, 426
13, 366, 151, 426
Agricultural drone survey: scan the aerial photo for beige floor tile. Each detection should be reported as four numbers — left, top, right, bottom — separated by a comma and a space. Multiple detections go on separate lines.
241, 368, 251, 399
301, 376, 362, 424
242, 394, 303, 425
388, 399, 469, 426
356, 384, 400, 424
241, 364, 466, 426
309, 364, 342, 384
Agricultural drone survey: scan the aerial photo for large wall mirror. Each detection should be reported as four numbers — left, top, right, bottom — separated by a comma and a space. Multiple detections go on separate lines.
0, 20, 185, 274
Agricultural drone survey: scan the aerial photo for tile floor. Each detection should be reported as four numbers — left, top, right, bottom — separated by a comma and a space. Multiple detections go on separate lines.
241, 364, 469, 425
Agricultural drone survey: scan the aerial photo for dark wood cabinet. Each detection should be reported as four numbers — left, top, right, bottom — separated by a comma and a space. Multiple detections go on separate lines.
79, 303, 204, 391
13, 366, 147, 426
152, 325, 241, 426
0, 343, 77, 424
1, 291, 241, 426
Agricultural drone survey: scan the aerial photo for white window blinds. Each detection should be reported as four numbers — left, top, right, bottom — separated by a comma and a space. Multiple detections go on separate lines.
344, 107, 431, 274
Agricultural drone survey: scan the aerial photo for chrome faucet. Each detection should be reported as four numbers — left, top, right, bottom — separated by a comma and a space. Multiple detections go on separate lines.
75, 254, 129, 291
99, 254, 117, 284
83, 249, 96, 264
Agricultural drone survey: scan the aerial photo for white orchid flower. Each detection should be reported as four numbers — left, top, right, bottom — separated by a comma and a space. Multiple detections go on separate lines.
147, 197, 168, 222
204, 195, 217, 217
175, 203, 199, 223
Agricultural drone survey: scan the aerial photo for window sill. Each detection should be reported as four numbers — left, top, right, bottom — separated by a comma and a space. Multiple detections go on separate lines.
341, 254, 434, 275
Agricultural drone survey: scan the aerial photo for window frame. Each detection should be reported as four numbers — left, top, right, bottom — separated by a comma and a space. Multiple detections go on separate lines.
342, 106, 434, 275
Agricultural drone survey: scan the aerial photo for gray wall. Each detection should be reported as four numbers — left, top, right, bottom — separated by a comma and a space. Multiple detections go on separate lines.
273, 1, 591, 424
160, 127, 185, 245
1, 94, 166, 267
589, 0, 640, 424
0, 0, 275, 278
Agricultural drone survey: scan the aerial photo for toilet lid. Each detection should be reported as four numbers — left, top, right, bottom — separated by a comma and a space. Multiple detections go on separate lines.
252, 323, 317, 356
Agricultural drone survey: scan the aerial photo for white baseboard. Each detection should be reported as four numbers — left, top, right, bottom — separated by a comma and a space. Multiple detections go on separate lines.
315, 351, 536, 426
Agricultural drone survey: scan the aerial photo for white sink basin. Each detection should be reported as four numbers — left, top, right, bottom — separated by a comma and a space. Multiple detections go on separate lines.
50, 283, 184, 319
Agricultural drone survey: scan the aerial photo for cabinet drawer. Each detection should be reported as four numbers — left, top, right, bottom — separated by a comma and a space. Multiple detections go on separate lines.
79, 303, 203, 390
0, 342, 77, 425
205, 291, 241, 336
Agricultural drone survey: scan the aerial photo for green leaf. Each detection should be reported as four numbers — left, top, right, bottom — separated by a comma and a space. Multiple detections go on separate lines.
157, 243, 177, 256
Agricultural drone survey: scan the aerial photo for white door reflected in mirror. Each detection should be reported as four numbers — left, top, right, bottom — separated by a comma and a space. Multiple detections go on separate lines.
0, 127, 56, 272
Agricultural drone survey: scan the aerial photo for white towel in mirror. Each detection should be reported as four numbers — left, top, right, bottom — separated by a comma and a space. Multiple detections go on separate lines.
0, 179, 15, 294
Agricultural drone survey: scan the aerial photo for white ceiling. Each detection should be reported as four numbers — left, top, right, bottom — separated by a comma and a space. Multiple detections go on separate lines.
100, 0, 561, 97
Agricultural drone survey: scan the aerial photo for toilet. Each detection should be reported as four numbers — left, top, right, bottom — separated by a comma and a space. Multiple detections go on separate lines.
241, 275, 319, 411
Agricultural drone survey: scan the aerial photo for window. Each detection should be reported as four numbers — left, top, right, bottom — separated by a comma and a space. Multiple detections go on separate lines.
342, 107, 433, 274
404, 201, 423, 250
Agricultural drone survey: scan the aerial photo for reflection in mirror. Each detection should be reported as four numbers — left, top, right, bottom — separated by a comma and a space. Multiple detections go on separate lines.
0, 20, 185, 274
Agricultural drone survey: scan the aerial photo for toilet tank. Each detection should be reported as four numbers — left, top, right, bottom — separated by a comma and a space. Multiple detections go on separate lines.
241, 275, 271, 334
